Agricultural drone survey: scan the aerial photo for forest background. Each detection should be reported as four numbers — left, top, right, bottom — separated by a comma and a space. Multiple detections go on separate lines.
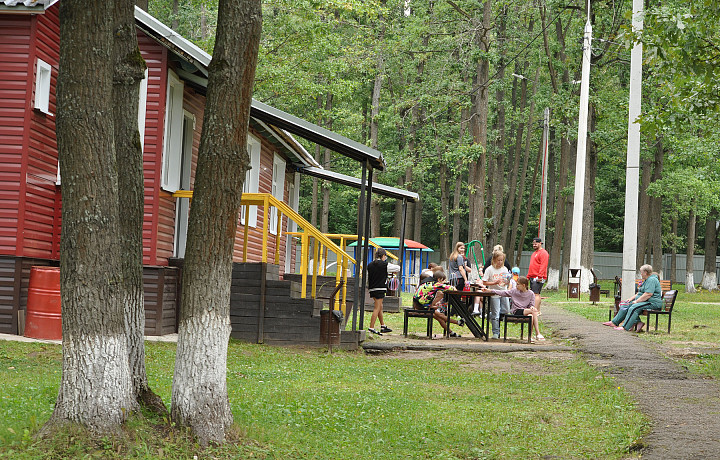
146, 0, 720, 290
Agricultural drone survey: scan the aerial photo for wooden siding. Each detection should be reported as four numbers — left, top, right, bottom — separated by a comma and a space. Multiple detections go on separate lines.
138, 33, 167, 265
0, 14, 32, 255
24, 5, 60, 259
143, 266, 179, 335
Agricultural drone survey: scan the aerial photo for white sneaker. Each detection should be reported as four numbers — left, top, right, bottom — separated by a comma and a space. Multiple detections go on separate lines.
535, 334, 545, 341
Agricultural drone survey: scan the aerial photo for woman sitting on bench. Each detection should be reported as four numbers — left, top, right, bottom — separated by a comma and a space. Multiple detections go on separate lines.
603, 264, 663, 332
482, 276, 544, 341
413, 270, 464, 337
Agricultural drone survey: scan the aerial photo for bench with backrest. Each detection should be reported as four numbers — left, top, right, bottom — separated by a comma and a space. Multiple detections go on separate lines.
499, 300, 532, 343
640, 289, 678, 333
610, 277, 673, 320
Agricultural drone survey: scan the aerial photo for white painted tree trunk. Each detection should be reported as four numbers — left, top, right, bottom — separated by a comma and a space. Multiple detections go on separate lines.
50, 335, 136, 432
701, 272, 717, 291
686, 272, 696, 293
545, 268, 560, 290
172, 311, 232, 442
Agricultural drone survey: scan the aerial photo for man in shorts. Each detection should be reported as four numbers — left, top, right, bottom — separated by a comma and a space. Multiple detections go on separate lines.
527, 237, 549, 311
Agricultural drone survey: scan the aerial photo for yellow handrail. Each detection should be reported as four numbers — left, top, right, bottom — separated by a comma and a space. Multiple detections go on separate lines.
173, 191, 355, 316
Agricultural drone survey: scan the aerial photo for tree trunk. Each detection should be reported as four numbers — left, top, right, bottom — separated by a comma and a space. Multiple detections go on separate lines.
370, 50, 383, 238
113, 0, 165, 414
467, 1, 492, 241
649, 140, 664, 275
201, 3, 208, 40
636, 155, 653, 267
499, 64, 527, 249
561, 139, 576, 287
438, 133, 451, 261
45, 0, 136, 435
580, 103, 597, 285
394, 176, 404, 237
508, 67, 539, 263
545, 127, 556, 251
135, 0, 148, 10
546, 136, 570, 290
311, 97, 322, 228
516, 134, 544, 267
171, 0, 262, 445
321, 93, 333, 234
453, 106, 469, 245
685, 210, 697, 293
172, 0, 179, 30
702, 210, 719, 290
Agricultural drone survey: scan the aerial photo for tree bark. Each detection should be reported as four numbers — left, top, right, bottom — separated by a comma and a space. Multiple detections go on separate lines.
636, 155, 653, 267
670, 216, 678, 284
171, 0, 262, 445
685, 210, 697, 293
45, 0, 136, 435
516, 133, 544, 267
546, 137, 570, 290
453, 106, 469, 245
370, 49, 383, 238
650, 140, 664, 275
702, 210, 719, 290
580, 103, 597, 283
113, 0, 165, 414
321, 93, 333, 234
311, 96, 322, 229
467, 1, 491, 242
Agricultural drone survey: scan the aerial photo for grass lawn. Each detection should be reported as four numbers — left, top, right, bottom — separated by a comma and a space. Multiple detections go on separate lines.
0, 338, 646, 459
543, 282, 720, 380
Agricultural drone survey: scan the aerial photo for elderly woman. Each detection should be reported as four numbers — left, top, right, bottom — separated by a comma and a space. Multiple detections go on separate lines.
603, 264, 664, 332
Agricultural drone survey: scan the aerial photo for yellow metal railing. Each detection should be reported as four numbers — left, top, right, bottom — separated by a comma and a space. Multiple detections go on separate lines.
292, 233, 398, 277
172, 191, 356, 316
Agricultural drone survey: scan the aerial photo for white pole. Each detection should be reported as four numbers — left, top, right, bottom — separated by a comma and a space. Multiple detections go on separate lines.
622, 0, 644, 300
569, 9, 592, 288
539, 107, 550, 243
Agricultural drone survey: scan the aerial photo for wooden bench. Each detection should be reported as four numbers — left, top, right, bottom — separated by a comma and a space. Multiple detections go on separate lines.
403, 303, 436, 338
610, 277, 673, 320
641, 289, 678, 333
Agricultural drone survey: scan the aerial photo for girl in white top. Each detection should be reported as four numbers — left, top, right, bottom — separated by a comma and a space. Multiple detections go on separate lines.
482, 251, 510, 339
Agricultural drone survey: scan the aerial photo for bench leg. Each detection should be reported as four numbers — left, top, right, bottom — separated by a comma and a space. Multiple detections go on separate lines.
427, 315, 433, 338
403, 312, 409, 337
667, 314, 671, 333
503, 317, 508, 342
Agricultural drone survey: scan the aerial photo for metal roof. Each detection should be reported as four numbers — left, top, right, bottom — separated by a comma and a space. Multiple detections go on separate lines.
250, 101, 384, 171
298, 166, 417, 202
134, 6, 385, 172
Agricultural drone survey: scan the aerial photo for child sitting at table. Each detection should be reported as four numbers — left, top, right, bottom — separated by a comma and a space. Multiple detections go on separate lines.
414, 270, 465, 337
481, 276, 544, 342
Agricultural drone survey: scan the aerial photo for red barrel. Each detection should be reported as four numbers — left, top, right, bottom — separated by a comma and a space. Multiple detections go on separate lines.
24, 266, 62, 340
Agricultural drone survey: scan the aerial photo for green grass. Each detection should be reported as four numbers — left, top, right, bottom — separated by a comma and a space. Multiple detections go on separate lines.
0, 339, 647, 459
546, 284, 720, 380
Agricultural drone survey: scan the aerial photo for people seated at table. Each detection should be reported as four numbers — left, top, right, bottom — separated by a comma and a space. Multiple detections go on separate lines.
413, 270, 465, 337
482, 276, 544, 341
603, 264, 663, 332
482, 251, 511, 339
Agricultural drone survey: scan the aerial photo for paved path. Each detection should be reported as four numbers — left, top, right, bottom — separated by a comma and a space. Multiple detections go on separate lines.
541, 302, 720, 459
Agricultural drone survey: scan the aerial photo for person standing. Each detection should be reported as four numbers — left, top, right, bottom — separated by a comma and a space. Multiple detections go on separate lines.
482, 251, 511, 339
527, 237, 549, 311
367, 248, 400, 335
448, 241, 469, 291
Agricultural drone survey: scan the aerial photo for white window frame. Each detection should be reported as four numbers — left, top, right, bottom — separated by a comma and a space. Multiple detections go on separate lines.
34, 58, 52, 114
138, 68, 149, 150
240, 135, 261, 227
161, 70, 184, 192
269, 154, 286, 235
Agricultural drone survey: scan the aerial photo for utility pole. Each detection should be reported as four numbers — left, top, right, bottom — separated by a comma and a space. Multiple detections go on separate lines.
569, 2, 592, 291
622, 0, 644, 300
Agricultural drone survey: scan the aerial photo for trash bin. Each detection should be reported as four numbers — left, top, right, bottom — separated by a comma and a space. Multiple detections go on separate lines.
320, 310, 342, 345
589, 283, 600, 303
24, 266, 62, 340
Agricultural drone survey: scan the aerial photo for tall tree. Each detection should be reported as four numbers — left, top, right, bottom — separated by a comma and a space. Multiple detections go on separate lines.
171, 0, 262, 444
701, 210, 719, 291
44, 0, 136, 435
113, 0, 165, 412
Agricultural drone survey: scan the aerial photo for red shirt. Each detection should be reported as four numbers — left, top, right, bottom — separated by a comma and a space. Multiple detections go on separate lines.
527, 248, 549, 279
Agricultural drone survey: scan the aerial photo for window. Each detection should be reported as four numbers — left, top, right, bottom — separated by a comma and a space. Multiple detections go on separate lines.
269, 154, 286, 235
161, 71, 184, 191
240, 135, 261, 227
34, 59, 52, 114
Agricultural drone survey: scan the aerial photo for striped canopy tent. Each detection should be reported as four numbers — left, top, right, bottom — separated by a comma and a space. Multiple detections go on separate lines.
349, 237, 433, 292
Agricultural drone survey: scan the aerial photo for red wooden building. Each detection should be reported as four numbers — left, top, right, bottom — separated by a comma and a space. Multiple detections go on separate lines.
0, 2, 397, 342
